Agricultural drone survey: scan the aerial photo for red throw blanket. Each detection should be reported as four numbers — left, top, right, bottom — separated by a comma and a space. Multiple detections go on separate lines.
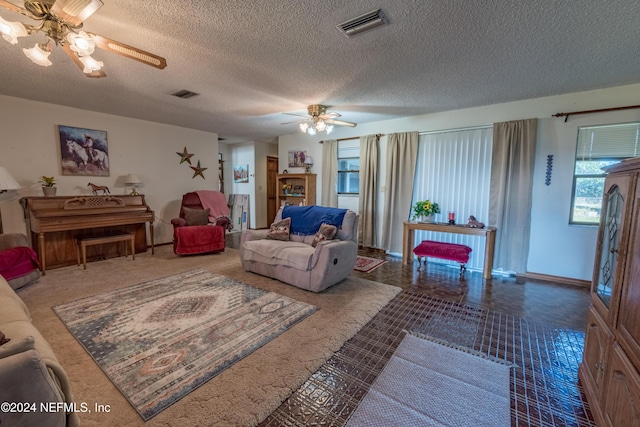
195, 190, 229, 223
0, 246, 41, 281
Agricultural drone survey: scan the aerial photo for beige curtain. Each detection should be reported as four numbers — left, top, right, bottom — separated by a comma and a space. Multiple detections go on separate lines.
358, 134, 380, 247
381, 131, 419, 253
321, 139, 338, 207
489, 119, 538, 273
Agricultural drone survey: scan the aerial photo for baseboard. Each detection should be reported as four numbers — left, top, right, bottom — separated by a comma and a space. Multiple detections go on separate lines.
359, 245, 385, 253
517, 272, 591, 289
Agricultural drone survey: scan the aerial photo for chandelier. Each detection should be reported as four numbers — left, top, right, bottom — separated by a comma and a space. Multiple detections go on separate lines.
0, 0, 166, 77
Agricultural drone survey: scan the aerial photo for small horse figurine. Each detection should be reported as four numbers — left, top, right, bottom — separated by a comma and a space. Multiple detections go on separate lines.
88, 183, 110, 195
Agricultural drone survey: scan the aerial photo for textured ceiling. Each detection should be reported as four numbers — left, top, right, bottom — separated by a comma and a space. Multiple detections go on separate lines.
1, 0, 639, 143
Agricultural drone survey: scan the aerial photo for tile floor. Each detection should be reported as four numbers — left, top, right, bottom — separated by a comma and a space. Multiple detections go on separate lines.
228, 234, 596, 426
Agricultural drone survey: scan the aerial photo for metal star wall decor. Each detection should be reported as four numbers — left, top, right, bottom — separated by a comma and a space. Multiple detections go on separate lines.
190, 160, 207, 179
176, 146, 194, 165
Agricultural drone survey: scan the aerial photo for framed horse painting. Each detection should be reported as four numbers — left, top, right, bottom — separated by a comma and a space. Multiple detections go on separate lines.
58, 125, 109, 176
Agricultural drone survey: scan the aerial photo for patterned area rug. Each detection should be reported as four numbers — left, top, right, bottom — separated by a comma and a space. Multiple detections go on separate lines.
354, 255, 386, 273
53, 268, 317, 421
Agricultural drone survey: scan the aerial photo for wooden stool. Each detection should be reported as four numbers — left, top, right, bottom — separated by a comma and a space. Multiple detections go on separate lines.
76, 233, 135, 270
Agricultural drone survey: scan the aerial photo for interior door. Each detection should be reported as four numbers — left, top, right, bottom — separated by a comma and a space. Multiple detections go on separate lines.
267, 156, 278, 224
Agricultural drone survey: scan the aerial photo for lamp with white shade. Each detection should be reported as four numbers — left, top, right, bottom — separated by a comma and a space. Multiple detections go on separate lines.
125, 174, 142, 195
0, 167, 20, 234
304, 156, 314, 173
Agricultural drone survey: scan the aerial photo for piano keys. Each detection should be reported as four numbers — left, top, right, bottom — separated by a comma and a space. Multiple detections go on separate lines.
21, 195, 155, 273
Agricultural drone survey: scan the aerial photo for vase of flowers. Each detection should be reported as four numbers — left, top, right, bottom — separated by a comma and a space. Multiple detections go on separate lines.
412, 200, 440, 223
39, 176, 57, 197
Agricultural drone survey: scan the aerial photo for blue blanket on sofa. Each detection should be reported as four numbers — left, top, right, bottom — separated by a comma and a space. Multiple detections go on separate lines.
282, 206, 347, 235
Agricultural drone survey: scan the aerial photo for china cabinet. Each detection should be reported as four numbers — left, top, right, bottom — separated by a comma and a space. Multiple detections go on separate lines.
579, 157, 640, 426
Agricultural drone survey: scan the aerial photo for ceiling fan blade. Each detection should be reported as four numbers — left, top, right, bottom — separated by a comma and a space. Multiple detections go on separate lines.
51, 0, 104, 26
281, 120, 305, 125
282, 112, 311, 119
320, 112, 342, 119
325, 118, 357, 127
0, 0, 26, 14
61, 43, 106, 78
89, 33, 167, 69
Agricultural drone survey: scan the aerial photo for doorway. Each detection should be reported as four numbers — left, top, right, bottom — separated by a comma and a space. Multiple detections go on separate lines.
267, 156, 278, 224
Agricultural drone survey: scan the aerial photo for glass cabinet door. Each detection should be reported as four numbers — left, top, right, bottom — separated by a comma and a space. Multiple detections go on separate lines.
595, 183, 625, 308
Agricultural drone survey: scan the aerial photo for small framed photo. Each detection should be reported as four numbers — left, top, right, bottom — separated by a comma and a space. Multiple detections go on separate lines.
288, 150, 307, 168
233, 164, 249, 183
58, 125, 109, 176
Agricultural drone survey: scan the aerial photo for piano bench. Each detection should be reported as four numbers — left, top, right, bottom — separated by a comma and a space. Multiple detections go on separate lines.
76, 233, 135, 270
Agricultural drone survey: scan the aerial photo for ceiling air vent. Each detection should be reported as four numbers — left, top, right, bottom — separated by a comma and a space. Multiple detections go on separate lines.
337, 9, 388, 38
171, 89, 200, 99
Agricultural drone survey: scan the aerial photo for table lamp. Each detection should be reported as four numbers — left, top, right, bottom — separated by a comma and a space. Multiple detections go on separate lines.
0, 167, 20, 234
304, 156, 314, 173
125, 174, 142, 195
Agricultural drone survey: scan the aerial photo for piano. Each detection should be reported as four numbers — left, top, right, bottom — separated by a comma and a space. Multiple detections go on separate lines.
21, 195, 155, 273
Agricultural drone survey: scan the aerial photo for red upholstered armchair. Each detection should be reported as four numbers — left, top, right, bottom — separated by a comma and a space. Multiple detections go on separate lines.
170, 191, 232, 255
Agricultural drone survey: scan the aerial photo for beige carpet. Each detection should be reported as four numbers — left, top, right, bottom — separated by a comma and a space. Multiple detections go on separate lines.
17, 246, 401, 427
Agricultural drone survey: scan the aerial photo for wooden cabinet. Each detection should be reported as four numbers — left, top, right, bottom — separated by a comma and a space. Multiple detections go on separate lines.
276, 173, 316, 208
579, 157, 640, 426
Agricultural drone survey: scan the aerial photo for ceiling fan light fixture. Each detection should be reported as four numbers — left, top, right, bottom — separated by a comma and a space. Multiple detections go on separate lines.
299, 122, 309, 133
307, 127, 317, 136
326, 125, 334, 134
0, 16, 28, 44
78, 54, 103, 73
23, 41, 52, 66
315, 119, 327, 132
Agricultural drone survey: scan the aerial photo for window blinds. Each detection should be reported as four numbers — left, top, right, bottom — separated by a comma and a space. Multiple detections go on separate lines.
576, 122, 640, 160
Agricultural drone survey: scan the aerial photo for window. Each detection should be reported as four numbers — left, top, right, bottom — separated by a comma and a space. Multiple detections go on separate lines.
412, 126, 493, 271
337, 139, 359, 194
571, 122, 640, 225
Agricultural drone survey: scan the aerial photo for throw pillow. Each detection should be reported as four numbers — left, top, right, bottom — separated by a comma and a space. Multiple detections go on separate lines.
266, 217, 291, 241
183, 207, 210, 226
312, 223, 338, 247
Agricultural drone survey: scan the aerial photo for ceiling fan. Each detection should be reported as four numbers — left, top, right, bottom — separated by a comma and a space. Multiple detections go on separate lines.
283, 104, 357, 135
0, 0, 167, 77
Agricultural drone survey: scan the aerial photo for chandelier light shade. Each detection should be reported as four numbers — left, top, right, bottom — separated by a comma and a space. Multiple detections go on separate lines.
23, 42, 53, 67
67, 31, 96, 56
299, 120, 333, 136
78, 55, 103, 73
0, 16, 27, 45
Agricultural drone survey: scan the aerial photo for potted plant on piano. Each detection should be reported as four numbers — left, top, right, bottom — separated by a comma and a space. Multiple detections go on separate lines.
39, 176, 57, 197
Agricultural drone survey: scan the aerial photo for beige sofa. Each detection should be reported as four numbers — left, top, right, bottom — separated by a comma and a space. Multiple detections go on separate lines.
0, 262, 78, 426
240, 206, 358, 292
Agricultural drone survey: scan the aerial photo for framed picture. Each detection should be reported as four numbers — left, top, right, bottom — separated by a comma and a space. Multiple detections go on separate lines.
233, 164, 249, 183
288, 150, 307, 168
58, 125, 109, 176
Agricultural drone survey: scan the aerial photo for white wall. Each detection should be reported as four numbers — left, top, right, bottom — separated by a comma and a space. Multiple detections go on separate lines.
278, 83, 640, 281
0, 94, 219, 245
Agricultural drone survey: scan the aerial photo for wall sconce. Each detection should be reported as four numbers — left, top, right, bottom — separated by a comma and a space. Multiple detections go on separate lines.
125, 174, 142, 195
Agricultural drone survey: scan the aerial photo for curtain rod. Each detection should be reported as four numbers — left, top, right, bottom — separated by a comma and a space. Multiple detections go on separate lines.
553, 105, 640, 122
319, 134, 384, 143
